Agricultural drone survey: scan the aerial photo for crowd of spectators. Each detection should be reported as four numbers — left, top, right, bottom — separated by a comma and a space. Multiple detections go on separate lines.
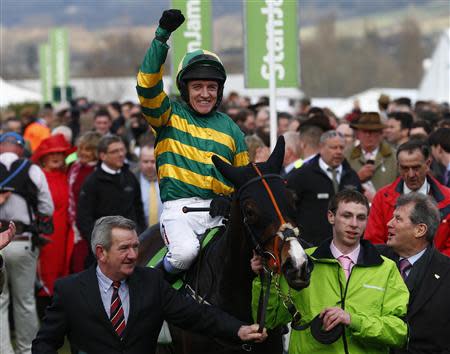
0, 90, 449, 353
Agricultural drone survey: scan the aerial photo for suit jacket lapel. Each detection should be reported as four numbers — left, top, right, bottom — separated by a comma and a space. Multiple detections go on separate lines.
408, 249, 449, 318
122, 270, 141, 339
80, 266, 118, 337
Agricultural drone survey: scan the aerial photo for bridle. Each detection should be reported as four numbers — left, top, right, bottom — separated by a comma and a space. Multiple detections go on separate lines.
238, 163, 300, 274
237, 163, 307, 336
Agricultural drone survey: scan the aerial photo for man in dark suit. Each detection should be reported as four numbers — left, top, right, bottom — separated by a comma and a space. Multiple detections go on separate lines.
287, 130, 362, 246
133, 144, 162, 228
77, 135, 146, 267
32, 216, 267, 354
381, 192, 450, 353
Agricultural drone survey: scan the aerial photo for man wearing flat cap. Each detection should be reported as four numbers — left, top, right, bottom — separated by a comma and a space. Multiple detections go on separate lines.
345, 112, 397, 201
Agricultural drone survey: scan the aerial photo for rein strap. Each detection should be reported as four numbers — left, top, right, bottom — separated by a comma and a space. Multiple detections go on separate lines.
251, 163, 286, 225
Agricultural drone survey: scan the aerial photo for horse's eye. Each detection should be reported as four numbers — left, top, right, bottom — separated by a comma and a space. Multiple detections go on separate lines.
242, 200, 259, 224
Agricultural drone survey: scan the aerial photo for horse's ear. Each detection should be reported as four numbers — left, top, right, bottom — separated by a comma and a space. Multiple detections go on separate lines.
212, 155, 243, 186
266, 136, 285, 174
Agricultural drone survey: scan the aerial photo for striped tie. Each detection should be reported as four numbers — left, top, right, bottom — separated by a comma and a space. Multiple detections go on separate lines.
110, 281, 126, 338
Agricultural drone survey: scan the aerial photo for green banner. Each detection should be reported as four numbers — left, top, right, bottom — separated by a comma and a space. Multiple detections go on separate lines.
170, 0, 212, 93
244, 0, 300, 88
39, 44, 52, 103
50, 27, 70, 101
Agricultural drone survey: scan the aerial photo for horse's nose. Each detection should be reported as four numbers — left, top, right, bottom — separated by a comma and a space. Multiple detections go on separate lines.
283, 258, 311, 291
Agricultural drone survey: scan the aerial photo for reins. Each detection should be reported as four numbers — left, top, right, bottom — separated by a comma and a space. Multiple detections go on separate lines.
240, 163, 306, 334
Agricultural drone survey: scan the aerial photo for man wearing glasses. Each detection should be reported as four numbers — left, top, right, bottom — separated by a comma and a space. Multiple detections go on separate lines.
77, 135, 145, 267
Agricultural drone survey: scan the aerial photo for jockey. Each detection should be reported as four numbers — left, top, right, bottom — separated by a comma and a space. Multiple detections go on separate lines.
136, 9, 249, 280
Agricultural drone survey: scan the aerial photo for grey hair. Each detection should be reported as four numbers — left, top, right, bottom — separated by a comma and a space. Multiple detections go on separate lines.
52, 126, 73, 144
283, 131, 301, 156
97, 134, 123, 154
319, 130, 345, 145
396, 193, 441, 242
91, 216, 136, 254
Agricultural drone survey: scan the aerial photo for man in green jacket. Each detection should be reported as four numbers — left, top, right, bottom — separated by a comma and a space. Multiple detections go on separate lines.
136, 10, 249, 278
251, 190, 408, 353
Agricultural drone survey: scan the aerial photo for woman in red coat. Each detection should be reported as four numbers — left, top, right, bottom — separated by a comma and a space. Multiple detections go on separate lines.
67, 131, 101, 273
32, 134, 75, 317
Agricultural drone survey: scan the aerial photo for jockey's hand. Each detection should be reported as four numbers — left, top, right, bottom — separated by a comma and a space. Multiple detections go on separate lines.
250, 250, 263, 274
159, 9, 185, 33
209, 195, 231, 218
237, 324, 267, 343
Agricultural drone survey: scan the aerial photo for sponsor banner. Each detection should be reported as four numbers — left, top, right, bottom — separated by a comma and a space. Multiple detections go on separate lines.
39, 44, 52, 103
171, 0, 212, 93
50, 27, 70, 100
244, 0, 300, 88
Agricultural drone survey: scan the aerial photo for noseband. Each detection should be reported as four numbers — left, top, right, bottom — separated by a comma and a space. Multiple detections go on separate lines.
238, 163, 300, 274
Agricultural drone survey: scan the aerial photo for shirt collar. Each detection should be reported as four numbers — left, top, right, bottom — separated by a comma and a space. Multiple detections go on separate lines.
403, 179, 429, 195
101, 162, 121, 175
319, 157, 342, 175
362, 147, 379, 160
284, 160, 297, 174
330, 240, 360, 264
401, 248, 427, 266
96, 265, 125, 292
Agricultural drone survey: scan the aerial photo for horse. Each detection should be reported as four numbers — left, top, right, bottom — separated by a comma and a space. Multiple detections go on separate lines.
137, 136, 311, 354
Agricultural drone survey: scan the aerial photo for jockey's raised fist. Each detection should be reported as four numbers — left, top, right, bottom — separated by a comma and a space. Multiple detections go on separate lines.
159, 9, 185, 33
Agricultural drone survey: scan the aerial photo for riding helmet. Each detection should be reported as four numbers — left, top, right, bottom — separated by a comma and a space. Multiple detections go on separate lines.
176, 49, 227, 112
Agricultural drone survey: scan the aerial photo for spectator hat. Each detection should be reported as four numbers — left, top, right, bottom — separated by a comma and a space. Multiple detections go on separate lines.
32, 134, 76, 163
350, 112, 386, 131
0, 132, 25, 146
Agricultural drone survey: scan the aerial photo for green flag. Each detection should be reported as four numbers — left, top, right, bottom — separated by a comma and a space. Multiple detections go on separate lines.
39, 44, 52, 103
170, 0, 212, 93
50, 27, 70, 102
244, 1, 300, 88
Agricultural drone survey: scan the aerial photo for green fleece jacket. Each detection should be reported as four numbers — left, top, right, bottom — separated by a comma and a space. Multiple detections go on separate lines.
252, 239, 409, 354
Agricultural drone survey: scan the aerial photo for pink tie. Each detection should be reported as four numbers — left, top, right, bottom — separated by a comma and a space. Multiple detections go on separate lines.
338, 255, 352, 280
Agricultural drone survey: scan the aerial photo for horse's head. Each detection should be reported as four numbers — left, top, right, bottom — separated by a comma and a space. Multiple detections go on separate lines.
213, 136, 311, 290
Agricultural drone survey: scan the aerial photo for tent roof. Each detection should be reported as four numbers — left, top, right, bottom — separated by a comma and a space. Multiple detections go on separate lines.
0, 78, 41, 107
417, 28, 450, 102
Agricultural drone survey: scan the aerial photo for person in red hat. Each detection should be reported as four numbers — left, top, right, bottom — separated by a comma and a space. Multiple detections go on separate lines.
32, 134, 76, 317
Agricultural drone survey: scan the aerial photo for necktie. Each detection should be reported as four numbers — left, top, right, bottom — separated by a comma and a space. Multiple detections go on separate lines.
110, 281, 126, 338
398, 258, 412, 281
444, 170, 450, 187
338, 255, 352, 280
328, 167, 339, 193
148, 181, 158, 226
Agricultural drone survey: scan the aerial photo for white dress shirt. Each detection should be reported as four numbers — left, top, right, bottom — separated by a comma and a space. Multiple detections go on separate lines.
319, 157, 343, 184
96, 266, 130, 321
